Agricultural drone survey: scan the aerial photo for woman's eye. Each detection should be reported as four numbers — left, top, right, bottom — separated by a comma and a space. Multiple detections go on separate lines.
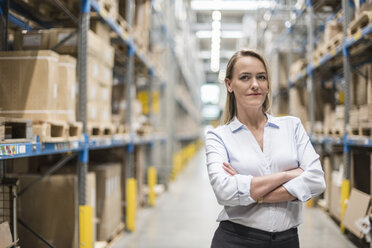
240, 75, 249, 80
258, 75, 267, 80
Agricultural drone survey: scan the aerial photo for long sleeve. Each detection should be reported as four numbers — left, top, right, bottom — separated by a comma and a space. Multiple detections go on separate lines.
282, 119, 326, 201
205, 131, 256, 206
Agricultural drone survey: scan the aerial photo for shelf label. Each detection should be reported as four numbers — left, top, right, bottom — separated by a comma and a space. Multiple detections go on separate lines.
353, 30, 362, 41
0, 145, 17, 156
19, 145, 26, 154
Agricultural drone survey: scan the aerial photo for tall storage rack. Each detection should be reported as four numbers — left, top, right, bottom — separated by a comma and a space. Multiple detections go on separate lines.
0, 0, 203, 246
270, 0, 372, 244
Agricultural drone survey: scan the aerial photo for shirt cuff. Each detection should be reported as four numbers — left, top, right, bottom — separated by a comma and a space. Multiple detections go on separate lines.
282, 176, 312, 202
234, 174, 256, 205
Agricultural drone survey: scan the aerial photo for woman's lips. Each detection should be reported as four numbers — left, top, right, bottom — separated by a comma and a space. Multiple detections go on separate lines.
248, 93, 262, 96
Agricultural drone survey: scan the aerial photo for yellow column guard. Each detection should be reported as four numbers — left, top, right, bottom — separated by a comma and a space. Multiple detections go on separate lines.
148, 166, 157, 207
126, 178, 137, 232
79, 205, 93, 248
340, 179, 350, 233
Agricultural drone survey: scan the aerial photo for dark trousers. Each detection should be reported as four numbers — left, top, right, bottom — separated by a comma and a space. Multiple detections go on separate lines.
211, 221, 300, 248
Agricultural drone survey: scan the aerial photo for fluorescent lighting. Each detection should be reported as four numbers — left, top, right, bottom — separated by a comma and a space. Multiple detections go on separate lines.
211, 65, 219, 72
210, 9, 221, 74
290, 12, 297, 20
212, 21, 221, 30
191, 1, 273, 11
196, 31, 243, 39
285, 21, 291, 28
201, 84, 220, 104
196, 30, 211, 38
263, 11, 271, 21
212, 10, 221, 21
202, 105, 221, 119
218, 69, 226, 82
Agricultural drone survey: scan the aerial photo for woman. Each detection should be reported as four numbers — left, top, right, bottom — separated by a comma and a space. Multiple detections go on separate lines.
205, 49, 326, 248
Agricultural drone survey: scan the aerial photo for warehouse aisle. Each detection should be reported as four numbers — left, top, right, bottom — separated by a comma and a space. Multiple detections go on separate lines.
113, 149, 357, 248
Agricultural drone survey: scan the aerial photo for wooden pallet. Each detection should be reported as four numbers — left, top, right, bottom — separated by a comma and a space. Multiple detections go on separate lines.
136, 125, 152, 137
348, 11, 372, 36
0, 117, 33, 143
330, 127, 345, 138
94, 222, 125, 248
97, 0, 118, 20
33, 120, 69, 142
114, 14, 131, 39
349, 123, 372, 138
325, 33, 343, 52
67, 121, 83, 141
88, 123, 116, 137
313, 45, 326, 64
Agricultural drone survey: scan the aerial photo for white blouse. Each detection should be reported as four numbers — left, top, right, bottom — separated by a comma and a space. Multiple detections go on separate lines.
205, 114, 326, 232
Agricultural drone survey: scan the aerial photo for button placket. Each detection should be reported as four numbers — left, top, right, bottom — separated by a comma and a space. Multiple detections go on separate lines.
263, 126, 271, 170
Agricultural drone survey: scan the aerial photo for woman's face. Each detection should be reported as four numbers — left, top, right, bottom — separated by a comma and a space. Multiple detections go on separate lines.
225, 56, 269, 111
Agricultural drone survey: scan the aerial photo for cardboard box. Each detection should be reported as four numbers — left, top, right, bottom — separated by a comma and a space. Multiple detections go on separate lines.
16, 173, 96, 248
329, 182, 341, 220
13, 28, 115, 67
343, 188, 370, 238
324, 20, 342, 45
57, 55, 77, 122
87, 94, 112, 123
135, 146, 145, 205
88, 101, 100, 123
358, 104, 372, 123
0, 50, 59, 120
14, 30, 50, 50
99, 101, 112, 123
367, 64, 372, 105
323, 157, 332, 210
134, 0, 151, 49
91, 20, 112, 44
90, 163, 122, 241
0, 222, 13, 248
88, 57, 113, 86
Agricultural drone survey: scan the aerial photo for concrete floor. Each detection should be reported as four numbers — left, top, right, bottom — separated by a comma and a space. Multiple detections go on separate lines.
112, 150, 357, 248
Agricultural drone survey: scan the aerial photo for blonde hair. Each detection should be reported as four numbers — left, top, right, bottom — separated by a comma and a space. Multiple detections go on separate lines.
222, 49, 272, 124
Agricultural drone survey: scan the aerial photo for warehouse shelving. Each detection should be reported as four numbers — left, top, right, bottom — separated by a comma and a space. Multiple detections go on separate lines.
289, 23, 372, 87
0, 0, 202, 246
279, 0, 372, 243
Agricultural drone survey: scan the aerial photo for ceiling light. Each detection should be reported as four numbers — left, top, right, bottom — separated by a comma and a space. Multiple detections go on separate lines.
218, 69, 226, 82
285, 21, 291, 28
290, 12, 297, 21
191, 1, 273, 11
263, 11, 271, 21
212, 21, 221, 30
212, 11, 221, 21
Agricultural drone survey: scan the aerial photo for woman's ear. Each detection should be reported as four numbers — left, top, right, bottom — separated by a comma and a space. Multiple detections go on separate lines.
225, 78, 233, 93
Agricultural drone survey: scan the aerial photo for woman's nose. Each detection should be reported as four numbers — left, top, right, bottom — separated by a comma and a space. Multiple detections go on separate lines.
251, 78, 259, 88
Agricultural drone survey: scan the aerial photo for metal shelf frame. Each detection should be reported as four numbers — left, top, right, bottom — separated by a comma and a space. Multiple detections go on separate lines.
286, 0, 372, 237
0, 0, 172, 245
286, 1, 372, 151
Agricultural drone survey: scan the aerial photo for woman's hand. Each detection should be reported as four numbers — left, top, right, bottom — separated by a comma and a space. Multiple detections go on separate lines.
223, 162, 238, 176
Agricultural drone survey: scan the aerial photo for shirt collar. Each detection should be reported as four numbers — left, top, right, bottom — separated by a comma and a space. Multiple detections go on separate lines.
228, 113, 280, 132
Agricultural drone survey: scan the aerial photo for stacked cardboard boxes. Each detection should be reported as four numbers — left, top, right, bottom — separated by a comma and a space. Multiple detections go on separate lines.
0, 50, 76, 122
13, 26, 115, 126
133, 0, 151, 51
90, 163, 122, 241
